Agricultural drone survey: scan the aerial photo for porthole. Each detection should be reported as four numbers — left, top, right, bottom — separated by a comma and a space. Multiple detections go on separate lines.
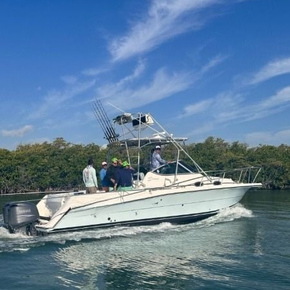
213, 181, 221, 185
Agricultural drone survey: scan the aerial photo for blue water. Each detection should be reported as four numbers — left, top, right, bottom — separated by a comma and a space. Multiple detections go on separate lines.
0, 190, 290, 290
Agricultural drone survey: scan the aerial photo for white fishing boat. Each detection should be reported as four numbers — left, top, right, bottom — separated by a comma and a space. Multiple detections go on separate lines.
3, 102, 262, 235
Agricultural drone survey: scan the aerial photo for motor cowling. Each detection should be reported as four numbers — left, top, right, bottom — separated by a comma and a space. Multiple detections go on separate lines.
3, 202, 40, 234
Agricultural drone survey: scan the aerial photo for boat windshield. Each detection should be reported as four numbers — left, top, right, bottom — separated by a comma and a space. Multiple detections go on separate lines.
152, 160, 196, 175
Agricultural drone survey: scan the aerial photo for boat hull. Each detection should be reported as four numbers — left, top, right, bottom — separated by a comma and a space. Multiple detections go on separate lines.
35, 184, 257, 234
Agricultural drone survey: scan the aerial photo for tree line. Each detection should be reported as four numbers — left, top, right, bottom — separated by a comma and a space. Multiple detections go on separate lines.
0, 137, 289, 194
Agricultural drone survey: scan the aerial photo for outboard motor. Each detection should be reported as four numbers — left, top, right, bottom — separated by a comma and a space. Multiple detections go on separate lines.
3, 202, 40, 235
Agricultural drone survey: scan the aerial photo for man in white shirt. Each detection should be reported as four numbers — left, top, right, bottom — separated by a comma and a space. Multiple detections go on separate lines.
83, 158, 98, 193
151, 145, 167, 170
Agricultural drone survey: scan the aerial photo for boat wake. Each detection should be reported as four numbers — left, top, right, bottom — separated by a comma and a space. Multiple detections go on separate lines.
0, 203, 252, 253
205, 203, 253, 224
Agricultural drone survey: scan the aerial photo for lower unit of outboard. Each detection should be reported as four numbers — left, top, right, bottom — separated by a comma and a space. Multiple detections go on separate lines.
3, 202, 40, 235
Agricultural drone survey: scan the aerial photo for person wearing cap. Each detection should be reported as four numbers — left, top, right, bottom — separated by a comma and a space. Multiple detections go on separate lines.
151, 145, 167, 170
118, 161, 135, 191
83, 158, 99, 193
99, 161, 109, 192
105, 157, 121, 191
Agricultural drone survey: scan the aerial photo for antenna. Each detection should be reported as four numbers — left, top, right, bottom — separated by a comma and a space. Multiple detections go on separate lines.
107, 102, 125, 114
92, 99, 119, 143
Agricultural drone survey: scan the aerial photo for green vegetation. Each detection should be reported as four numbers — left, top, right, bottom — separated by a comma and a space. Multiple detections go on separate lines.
0, 137, 289, 194
0, 138, 104, 194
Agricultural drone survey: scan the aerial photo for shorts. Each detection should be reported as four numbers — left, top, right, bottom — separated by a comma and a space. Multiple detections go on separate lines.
86, 186, 97, 194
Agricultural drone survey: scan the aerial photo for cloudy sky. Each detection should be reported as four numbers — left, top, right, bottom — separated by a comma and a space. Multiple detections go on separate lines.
1, 0, 290, 150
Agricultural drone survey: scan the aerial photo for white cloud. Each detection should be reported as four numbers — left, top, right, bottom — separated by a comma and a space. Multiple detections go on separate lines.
237, 86, 290, 122
200, 54, 228, 75
97, 68, 193, 110
184, 92, 245, 137
28, 80, 96, 120
260, 86, 290, 109
245, 129, 290, 147
109, 0, 221, 62
82, 65, 111, 77
188, 122, 214, 136
181, 99, 214, 117
249, 57, 290, 85
183, 84, 290, 138
61, 75, 78, 84
116, 59, 146, 86
182, 92, 244, 122
2, 125, 33, 137
97, 53, 226, 118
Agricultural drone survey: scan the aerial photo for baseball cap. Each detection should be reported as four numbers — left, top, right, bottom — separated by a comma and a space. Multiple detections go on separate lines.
102, 161, 107, 166
155, 145, 161, 149
111, 157, 118, 162
122, 161, 130, 167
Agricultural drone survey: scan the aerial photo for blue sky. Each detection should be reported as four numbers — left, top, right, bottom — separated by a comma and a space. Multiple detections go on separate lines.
1, 0, 290, 150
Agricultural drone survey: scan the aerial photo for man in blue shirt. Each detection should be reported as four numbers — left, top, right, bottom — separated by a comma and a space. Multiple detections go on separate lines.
99, 161, 109, 192
118, 161, 135, 191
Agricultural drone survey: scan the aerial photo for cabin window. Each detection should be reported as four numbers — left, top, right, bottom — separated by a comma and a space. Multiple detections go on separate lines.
154, 162, 193, 174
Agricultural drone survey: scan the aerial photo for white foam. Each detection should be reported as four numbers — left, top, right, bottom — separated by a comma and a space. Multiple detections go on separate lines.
0, 204, 252, 251
194, 203, 253, 229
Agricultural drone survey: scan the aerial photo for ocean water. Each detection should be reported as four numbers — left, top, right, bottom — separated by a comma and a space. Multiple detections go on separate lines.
0, 190, 290, 290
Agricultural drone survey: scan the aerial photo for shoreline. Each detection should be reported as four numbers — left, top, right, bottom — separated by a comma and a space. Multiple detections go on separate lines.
0, 190, 69, 196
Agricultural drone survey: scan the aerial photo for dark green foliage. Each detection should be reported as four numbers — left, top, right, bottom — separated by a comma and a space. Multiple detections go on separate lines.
167, 137, 289, 190
0, 138, 102, 194
1, 137, 289, 193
